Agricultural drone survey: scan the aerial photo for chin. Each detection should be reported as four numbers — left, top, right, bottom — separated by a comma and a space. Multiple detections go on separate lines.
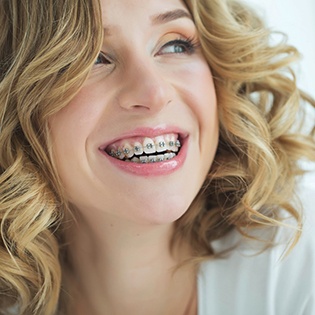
125, 193, 195, 226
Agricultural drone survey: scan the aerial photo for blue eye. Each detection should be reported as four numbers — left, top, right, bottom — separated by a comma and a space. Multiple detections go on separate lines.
158, 38, 197, 55
94, 52, 111, 65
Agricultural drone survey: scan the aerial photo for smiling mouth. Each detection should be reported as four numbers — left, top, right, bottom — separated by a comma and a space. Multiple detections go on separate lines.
103, 133, 182, 164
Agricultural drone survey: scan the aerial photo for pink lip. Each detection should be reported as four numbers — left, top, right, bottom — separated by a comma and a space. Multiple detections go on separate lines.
98, 126, 189, 176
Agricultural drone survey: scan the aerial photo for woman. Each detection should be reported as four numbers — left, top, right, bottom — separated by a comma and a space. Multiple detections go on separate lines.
0, 0, 314, 314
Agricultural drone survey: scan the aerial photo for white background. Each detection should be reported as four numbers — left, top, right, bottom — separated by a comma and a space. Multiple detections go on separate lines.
244, 0, 315, 98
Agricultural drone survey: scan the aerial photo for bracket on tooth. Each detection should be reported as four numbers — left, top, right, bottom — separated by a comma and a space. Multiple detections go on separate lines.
159, 141, 166, 148
148, 156, 156, 163
140, 156, 148, 163
108, 137, 181, 161
134, 146, 141, 152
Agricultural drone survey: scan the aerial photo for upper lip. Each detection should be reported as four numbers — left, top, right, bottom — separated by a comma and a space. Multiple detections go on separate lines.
99, 126, 189, 150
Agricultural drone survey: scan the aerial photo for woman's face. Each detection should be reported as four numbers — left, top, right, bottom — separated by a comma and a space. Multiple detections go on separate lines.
49, 0, 218, 225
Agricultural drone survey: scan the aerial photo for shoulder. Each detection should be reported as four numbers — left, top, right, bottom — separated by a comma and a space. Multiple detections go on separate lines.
198, 165, 315, 315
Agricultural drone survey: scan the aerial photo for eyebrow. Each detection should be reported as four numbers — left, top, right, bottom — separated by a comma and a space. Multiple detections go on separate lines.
150, 9, 192, 25
103, 9, 192, 36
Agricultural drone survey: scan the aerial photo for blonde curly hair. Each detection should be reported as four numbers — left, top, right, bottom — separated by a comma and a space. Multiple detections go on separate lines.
0, 0, 314, 314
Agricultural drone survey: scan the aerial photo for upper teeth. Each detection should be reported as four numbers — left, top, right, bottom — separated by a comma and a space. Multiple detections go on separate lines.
106, 134, 181, 160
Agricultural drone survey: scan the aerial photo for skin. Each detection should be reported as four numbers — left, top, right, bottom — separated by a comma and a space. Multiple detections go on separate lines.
49, 0, 218, 314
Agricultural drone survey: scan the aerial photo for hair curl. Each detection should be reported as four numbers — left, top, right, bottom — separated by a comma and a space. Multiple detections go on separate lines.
0, 0, 314, 314
0, 0, 103, 314
176, 0, 315, 255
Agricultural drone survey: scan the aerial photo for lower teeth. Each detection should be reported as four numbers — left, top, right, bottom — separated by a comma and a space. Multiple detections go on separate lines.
126, 152, 177, 163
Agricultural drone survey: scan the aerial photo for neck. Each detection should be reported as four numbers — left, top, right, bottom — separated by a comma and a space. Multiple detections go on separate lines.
63, 209, 197, 315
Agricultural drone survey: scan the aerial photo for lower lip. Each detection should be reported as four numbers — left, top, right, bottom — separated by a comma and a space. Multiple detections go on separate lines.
99, 138, 188, 176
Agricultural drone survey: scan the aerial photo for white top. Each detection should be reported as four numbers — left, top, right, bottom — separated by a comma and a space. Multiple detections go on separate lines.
198, 164, 315, 315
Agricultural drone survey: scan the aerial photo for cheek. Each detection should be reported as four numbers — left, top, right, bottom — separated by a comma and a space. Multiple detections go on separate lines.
175, 58, 217, 113
180, 60, 218, 139
48, 92, 103, 195
196, 69, 217, 126
49, 86, 108, 157
188, 62, 219, 168
57, 90, 103, 132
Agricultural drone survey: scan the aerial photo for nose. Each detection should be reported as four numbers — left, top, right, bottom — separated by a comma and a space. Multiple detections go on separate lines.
116, 58, 172, 114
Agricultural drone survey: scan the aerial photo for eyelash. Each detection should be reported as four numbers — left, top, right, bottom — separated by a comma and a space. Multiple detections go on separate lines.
94, 52, 111, 66
157, 37, 198, 56
94, 37, 198, 66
